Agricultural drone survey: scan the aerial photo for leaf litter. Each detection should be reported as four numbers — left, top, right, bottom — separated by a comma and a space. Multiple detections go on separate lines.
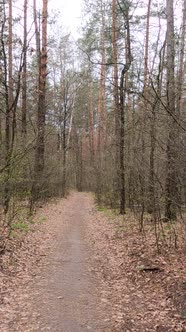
0, 193, 186, 332
86, 204, 186, 332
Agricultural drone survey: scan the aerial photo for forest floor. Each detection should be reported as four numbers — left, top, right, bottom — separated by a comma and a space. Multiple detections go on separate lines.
0, 192, 186, 332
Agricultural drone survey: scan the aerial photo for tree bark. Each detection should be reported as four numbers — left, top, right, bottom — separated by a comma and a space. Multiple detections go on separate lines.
33, 0, 40, 67
31, 0, 48, 205
119, 4, 132, 214
165, 0, 178, 220
89, 80, 94, 160
144, 0, 151, 90
112, 0, 119, 148
176, 0, 186, 115
96, 0, 106, 202
3, 0, 13, 214
7, 0, 13, 154
21, 0, 27, 137
35, 0, 47, 175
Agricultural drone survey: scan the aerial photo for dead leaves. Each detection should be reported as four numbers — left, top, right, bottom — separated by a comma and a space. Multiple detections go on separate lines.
0, 194, 186, 332
86, 208, 186, 332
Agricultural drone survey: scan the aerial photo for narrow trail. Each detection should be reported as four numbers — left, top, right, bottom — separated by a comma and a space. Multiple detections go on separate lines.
1, 192, 185, 332
25, 193, 111, 331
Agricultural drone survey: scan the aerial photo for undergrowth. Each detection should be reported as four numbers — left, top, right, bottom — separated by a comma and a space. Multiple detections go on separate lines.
96, 202, 186, 252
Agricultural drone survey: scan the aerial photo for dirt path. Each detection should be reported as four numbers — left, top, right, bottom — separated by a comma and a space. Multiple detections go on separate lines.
29, 193, 110, 332
1, 192, 185, 332
1, 192, 111, 332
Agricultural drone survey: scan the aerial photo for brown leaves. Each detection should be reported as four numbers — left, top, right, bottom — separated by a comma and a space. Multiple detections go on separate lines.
0, 194, 186, 332
86, 208, 186, 332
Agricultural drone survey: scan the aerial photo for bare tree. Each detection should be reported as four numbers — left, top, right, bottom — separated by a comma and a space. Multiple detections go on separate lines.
96, 0, 106, 202
118, 1, 132, 214
165, 0, 178, 220
112, 0, 119, 149
32, 0, 48, 204
21, 0, 28, 138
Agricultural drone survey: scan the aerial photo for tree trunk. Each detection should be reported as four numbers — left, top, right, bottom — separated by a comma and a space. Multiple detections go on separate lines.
7, 0, 13, 154
144, 0, 151, 90
111, 0, 120, 203
89, 80, 94, 160
112, 0, 119, 151
100, 0, 106, 145
176, 0, 186, 115
3, 0, 13, 214
33, 0, 40, 67
148, 42, 165, 216
119, 5, 132, 214
21, 0, 27, 137
35, 0, 47, 174
62, 91, 67, 196
96, 0, 106, 203
165, 0, 178, 220
32, 0, 48, 205
175, 0, 186, 208
139, 0, 151, 216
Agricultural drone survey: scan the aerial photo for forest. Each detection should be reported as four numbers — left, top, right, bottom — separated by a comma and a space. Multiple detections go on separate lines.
0, 0, 186, 331
1, 0, 186, 237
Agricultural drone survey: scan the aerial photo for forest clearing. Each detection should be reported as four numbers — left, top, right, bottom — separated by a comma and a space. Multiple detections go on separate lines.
1, 0, 186, 331
0, 192, 186, 331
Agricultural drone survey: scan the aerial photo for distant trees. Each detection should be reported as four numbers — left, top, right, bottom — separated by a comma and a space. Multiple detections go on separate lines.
1, 0, 25, 215
0, 0, 79, 227
77, 0, 186, 222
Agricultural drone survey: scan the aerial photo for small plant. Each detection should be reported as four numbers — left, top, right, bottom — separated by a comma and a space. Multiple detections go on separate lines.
11, 221, 29, 232
97, 205, 116, 217
9, 230, 18, 239
37, 215, 47, 224
181, 313, 186, 320
97, 206, 106, 212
